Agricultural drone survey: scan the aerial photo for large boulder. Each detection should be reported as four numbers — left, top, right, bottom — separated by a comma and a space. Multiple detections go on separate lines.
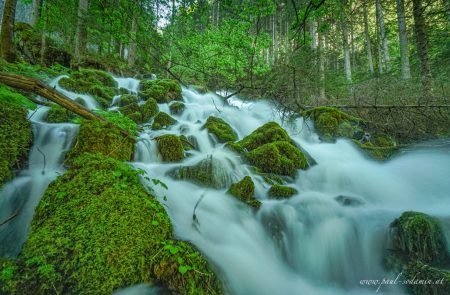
152, 112, 177, 130
228, 176, 260, 208
45, 105, 77, 123
139, 79, 182, 103
203, 116, 238, 143
268, 184, 298, 199
155, 135, 185, 162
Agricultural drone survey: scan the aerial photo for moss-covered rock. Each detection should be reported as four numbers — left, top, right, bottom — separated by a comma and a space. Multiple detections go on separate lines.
235, 122, 291, 152
268, 184, 298, 199
169, 101, 185, 115
45, 105, 76, 123
155, 135, 185, 162
247, 141, 308, 177
403, 261, 450, 295
303, 107, 364, 141
1, 153, 222, 294
58, 69, 117, 107
67, 120, 135, 162
141, 98, 159, 122
228, 176, 261, 208
152, 112, 177, 130
117, 94, 138, 107
0, 258, 18, 293
357, 134, 397, 160
168, 155, 235, 189
203, 116, 238, 143
0, 101, 33, 186
139, 79, 182, 103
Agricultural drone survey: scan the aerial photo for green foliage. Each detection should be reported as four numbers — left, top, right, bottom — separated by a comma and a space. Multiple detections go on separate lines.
46, 105, 76, 123
169, 101, 186, 115
0, 101, 33, 186
203, 116, 238, 143
0, 84, 36, 109
268, 184, 298, 199
155, 135, 185, 162
0, 259, 18, 293
5, 153, 222, 294
93, 110, 138, 137
139, 79, 182, 103
228, 176, 260, 208
67, 119, 135, 162
152, 112, 177, 130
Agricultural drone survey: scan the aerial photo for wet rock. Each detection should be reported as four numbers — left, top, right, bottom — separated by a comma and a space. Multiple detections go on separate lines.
334, 195, 364, 207
155, 135, 185, 162
228, 176, 261, 208
203, 116, 238, 143
169, 101, 185, 115
152, 112, 177, 130
268, 185, 298, 200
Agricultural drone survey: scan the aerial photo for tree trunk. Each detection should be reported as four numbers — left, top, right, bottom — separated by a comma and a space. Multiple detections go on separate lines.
39, 0, 47, 65
341, 12, 352, 81
318, 20, 325, 101
128, 12, 137, 68
396, 0, 411, 79
376, 0, 390, 72
412, 0, 432, 93
362, 0, 374, 74
0, 0, 18, 62
310, 20, 316, 50
74, 0, 89, 65
30, 0, 42, 27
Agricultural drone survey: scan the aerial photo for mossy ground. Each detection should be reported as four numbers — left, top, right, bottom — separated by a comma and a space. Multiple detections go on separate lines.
0, 101, 33, 186
152, 112, 177, 130
155, 135, 185, 162
0, 153, 222, 295
0, 84, 36, 110
139, 79, 182, 103
203, 116, 238, 143
228, 176, 261, 208
268, 184, 298, 199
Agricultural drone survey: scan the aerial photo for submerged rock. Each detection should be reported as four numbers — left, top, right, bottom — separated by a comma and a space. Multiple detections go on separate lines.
169, 101, 185, 115
203, 116, 238, 143
228, 176, 261, 208
268, 184, 298, 199
0, 153, 223, 295
155, 135, 185, 162
152, 112, 177, 130
139, 79, 182, 103
334, 195, 364, 207
168, 155, 236, 189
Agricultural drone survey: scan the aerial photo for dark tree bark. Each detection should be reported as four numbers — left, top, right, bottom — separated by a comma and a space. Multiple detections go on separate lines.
396, 0, 411, 80
74, 0, 89, 64
0, 0, 18, 62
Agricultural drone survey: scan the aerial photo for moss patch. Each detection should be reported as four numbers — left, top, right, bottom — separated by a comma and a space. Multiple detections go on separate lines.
0, 102, 33, 186
228, 176, 260, 208
357, 134, 397, 160
203, 116, 238, 143
152, 112, 177, 130
141, 98, 159, 122
235, 122, 291, 151
45, 105, 77, 123
169, 101, 185, 115
155, 135, 185, 162
268, 184, 298, 199
1, 153, 222, 294
139, 79, 182, 103
116, 94, 138, 107
0, 84, 36, 110
404, 261, 450, 295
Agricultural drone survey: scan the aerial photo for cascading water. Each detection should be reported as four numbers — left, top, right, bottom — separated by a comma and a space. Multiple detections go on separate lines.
133, 88, 450, 295
0, 106, 78, 257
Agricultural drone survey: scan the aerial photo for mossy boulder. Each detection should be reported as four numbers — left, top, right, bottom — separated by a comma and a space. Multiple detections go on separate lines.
155, 135, 185, 162
169, 101, 185, 115
303, 107, 364, 141
168, 155, 235, 189
0, 101, 33, 187
152, 112, 177, 130
268, 184, 298, 199
247, 141, 308, 177
357, 134, 397, 160
0, 153, 223, 294
45, 105, 76, 123
58, 69, 118, 107
141, 98, 159, 122
203, 116, 238, 143
117, 94, 138, 107
67, 120, 135, 162
228, 176, 261, 208
403, 261, 450, 295
235, 122, 291, 151
118, 98, 158, 124
139, 79, 182, 103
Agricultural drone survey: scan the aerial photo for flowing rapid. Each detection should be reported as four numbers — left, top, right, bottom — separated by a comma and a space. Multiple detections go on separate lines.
1, 75, 449, 294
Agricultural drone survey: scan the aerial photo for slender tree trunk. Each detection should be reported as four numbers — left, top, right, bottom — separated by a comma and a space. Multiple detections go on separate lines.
74, 0, 88, 65
362, 0, 374, 74
0, 0, 17, 62
376, 0, 390, 72
128, 13, 137, 68
30, 0, 42, 27
412, 0, 432, 94
396, 0, 411, 79
310, 20, 316, 50
318, 20, 325, 101
39, 0, 47, 65
350, 16, 355, 69
341, 12, 352, 81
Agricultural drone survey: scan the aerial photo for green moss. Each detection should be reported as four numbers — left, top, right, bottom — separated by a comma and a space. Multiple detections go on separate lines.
303, 107, 363, 141
155, 135, 185, 162
235, 122, 291, 151
0, 84, 36, 109
152, 112, 177, 130
0, 102, 33, 186
6, 153, 222, 294
228, 176, 260, 208
139, 79, 182, 103
46, 105, 76, 123
117, 94, 138, 107
389, 212, 448, 265
67, 120, 135, 162
141, 98, 159, 122
357, 134, 397, 160
203, 116, 238, 143
247, 141, 308, 177
404, 261, 450, 295
268, 184, 298, 199
0, 259, 18, 293
169, 101, 185, 115
94, 110, 138, 137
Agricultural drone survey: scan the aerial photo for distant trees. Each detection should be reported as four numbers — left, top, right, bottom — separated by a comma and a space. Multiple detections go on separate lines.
0, 0, 17, 62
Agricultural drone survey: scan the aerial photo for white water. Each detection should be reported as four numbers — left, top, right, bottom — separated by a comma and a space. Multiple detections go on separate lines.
0, 107, 78, 257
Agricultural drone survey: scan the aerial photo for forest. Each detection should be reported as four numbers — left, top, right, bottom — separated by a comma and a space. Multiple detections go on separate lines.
0, 0, 449, 294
